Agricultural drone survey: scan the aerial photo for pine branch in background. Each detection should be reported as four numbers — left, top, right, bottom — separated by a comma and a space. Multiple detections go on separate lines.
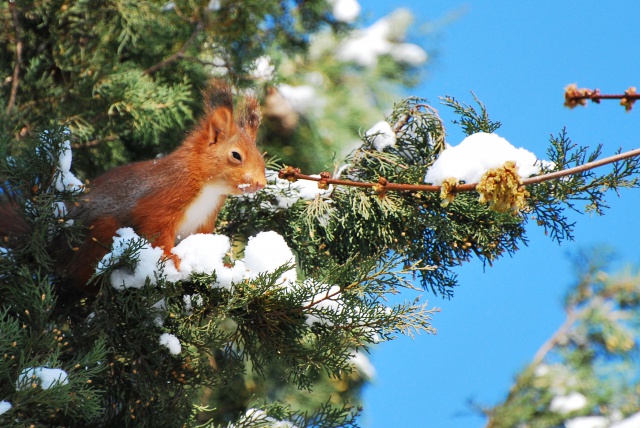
0, 1, 428, 176
484, 249, 640, 428
564, 84, 639, 111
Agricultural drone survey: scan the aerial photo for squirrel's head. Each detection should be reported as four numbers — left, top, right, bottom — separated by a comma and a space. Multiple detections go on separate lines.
194, 80, 267, 194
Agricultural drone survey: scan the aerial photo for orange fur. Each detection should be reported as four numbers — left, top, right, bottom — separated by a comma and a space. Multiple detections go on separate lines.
58, 81, 266, 294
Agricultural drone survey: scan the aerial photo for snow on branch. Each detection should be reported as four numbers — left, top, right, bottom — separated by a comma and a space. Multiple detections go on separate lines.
279, 144, 640, 204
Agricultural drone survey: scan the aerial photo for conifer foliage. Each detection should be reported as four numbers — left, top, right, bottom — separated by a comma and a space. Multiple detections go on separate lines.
2, 1, 640, 427
485, 250, 640, 427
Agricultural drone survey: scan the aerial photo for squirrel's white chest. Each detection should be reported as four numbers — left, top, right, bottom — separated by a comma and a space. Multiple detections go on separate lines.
176, 183, 228, 241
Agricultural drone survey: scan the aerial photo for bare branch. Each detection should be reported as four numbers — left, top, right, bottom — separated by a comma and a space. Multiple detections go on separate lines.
6, 0, 23, 114
564, 84, 639, 111
143, 22, 204, 76
71, 135, 117, 149
279, 146, 640, 195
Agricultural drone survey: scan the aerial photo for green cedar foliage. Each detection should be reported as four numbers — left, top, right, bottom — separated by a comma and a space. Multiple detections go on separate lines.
1, 1, 423, 176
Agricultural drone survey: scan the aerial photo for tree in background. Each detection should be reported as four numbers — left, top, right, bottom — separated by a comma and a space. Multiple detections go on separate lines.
485, 249, 640, 428
2, 1, 640, 427
0, 0, 427, 175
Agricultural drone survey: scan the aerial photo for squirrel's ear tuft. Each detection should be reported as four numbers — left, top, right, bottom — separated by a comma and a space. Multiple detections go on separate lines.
207, 107, 233, 145
203, 79, 233, 111
239, 96, 261, 141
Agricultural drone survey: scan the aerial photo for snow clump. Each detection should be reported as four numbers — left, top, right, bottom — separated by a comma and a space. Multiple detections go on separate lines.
424, 132, 546, 185
277, 84, 318, 114
53, 134, 84, 193
365, 120, 396, 151
16, 367, 69, 390
96, 227, 164, 290
610, 412, 640, 428
564, 416, 609, 428
244, 231, 297, 289
549, 391, 588, 414
159, 333, 182, 355
328, 0, 361, 23
250, 56, 275, 82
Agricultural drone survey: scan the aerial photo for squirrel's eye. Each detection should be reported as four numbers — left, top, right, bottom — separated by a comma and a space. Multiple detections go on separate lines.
232, 151, 242, 162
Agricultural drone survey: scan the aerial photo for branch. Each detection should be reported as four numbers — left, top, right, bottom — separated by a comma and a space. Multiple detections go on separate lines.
564, 84, 639, 111
279, 146, 640, 195
142, 22, 203, 76
531, 307, 582, 365
6, 0, 23, 114
71, 135, 117, 149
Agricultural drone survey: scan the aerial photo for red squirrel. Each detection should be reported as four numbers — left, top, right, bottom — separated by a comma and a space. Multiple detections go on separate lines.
55, 80, 267, 293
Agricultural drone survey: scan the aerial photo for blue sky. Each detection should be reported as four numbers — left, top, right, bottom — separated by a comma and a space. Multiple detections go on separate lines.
359, 2, 640, 427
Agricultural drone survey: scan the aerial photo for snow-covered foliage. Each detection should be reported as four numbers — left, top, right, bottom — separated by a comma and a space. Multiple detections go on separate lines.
96, 228, 164, 290
549, 391, 588, 414
257, 170, 331, 211
610, 412, 640, 428
564, 412, 640, 428
365, 120, 396, 151
565, 416, 609, 428
349, 350, 376, 380
51, 134, 84, 193
336, 9, 427, 67
97, 228, 302, 291
277, 84, 318, 114
232, 408, 298, 428
16, 367, 69, 390
159, 333, 182, 355
251, 56, 276, 82
166, 233, 245, 287
96, 228, 345, 314
424, 132, 545, 185
183, 294, 203, 312
244, 231, 298, 288
303, 283, 343, 326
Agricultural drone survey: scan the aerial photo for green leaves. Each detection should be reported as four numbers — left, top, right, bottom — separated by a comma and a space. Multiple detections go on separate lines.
441, 93, 502, 135
528, 128, 640, 243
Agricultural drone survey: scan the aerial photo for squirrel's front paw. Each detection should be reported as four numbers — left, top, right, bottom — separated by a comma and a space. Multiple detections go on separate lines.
163, 252, 182, 271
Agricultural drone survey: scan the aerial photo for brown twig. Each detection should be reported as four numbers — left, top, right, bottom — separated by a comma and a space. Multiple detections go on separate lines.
279, 146, 640, 195
71, 135, 117, 149
564, 84, 639, 111
6, 0, 23, 114
143, 22, 204, 76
